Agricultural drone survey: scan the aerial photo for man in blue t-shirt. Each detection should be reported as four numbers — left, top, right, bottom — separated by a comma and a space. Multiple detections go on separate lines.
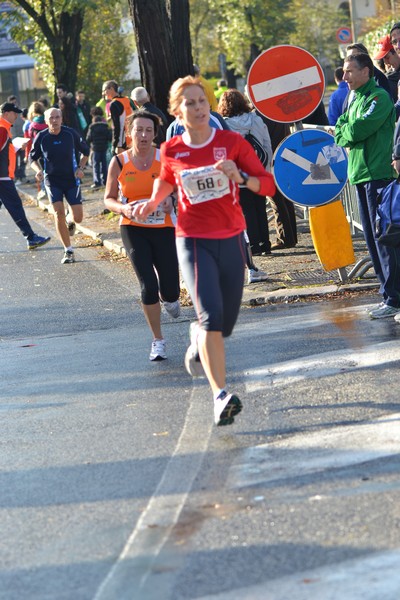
30, 108, 89, 264
328, 67, 349, 125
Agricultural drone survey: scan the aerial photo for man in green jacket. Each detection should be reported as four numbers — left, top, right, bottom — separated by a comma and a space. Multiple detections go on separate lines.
335, 52, 400, 319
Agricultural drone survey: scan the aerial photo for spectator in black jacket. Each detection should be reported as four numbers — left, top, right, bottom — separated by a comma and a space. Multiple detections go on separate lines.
86, 113, 112, 188
75, 90, 91, 137
131, 86, 169, 147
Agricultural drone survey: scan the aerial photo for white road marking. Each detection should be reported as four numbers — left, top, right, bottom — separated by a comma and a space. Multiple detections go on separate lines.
251, 66, 321, 102
93, 384, 212, 600
227, 412, 400, 488
245, 339, 400, 392
196, 550, 400, 599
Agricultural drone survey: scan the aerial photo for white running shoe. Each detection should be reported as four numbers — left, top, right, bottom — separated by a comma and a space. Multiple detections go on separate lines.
149, 339, 167, 361
184, 322, 205, 376
248, 268, 268, 284
163, 299, 180, 318
365, 301, 385, 313
214, 391, 242, 426
368, 304, 400, 319
61, 250, 75, 264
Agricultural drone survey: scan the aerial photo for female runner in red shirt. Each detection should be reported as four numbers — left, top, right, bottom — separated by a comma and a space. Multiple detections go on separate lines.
132, 76, 276, 427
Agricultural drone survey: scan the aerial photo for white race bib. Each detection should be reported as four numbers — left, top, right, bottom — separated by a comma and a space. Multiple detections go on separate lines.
129, 199, 166, 225
180, 165, 230, 205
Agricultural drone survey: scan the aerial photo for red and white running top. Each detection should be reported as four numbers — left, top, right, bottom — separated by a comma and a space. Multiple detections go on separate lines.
159, 128, 276, 239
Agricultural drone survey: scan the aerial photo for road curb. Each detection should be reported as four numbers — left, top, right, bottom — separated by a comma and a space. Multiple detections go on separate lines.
242, 281, 379, 306
22, 186, 379, 306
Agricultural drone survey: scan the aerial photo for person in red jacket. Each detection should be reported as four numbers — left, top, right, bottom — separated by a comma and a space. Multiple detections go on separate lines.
0, 102, 50, 250
132, 76, 276, 427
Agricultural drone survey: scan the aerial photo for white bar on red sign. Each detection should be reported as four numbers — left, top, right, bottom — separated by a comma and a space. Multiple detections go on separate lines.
251, 66, 321, 102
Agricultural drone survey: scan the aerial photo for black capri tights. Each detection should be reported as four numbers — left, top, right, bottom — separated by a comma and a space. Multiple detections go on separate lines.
176, 234, 246, 336
121, 225, 180, 305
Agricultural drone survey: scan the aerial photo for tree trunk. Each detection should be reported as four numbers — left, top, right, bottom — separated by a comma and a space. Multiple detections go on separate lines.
9, 0, 84, 102
49, 10, 84, 100
168, 0, 193, 77
128, 0, 193, 118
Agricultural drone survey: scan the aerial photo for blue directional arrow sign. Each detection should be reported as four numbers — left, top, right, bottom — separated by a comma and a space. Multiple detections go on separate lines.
273, 129, 348, 207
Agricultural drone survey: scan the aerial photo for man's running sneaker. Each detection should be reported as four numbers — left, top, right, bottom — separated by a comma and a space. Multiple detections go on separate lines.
214, 391, 242, 426
61, 250, 75, 264
248, 268, 268, 284
67, 221, 76, 236
27, 234, 51, 250
366, 301, 385, 313
368, 304, 400, 319
149, 339, 167, 361
184, 322, 205, 376
163, 299, 180, 318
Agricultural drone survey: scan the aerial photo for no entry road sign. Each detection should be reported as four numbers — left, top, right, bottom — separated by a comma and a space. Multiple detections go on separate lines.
273, 129, 348, 207
247, 45, 325, 123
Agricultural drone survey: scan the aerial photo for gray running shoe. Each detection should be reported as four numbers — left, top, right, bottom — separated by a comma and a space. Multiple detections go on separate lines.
368, 304, 400, 319
163, 299, 180, 318
248, 268, 268, 284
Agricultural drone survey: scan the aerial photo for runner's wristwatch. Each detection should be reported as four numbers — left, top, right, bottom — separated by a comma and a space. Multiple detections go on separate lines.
239, 170, 249, 186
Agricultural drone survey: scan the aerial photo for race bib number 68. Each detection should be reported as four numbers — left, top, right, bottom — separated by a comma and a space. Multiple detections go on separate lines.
180, 165, 230, 204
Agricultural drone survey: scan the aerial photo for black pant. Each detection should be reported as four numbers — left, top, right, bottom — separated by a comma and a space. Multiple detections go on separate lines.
121, 225, 180, 305
176, 234, 245, 336
239, 187, 270, 254
14, 149, 26, 180
0, 180, 34, 239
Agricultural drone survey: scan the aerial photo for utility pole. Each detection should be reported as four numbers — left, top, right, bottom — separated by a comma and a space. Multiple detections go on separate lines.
349, 0, 357, 42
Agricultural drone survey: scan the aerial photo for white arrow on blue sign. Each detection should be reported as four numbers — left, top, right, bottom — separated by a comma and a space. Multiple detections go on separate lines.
273, 129, 348, 207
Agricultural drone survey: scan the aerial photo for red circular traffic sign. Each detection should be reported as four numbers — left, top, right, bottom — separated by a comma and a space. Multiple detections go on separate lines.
247, 45, 325, 123
336, 27, 352, 44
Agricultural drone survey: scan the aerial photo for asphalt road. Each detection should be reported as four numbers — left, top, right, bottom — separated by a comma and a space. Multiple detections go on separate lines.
1, 205, 400, 600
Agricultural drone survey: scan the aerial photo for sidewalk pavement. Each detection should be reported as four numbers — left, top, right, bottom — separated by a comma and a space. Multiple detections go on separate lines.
18, 176, 380, 306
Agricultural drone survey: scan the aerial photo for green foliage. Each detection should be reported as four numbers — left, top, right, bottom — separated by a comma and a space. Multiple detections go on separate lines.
2, 4, 49, 88
362, 19, 394, 55
4, 0, 133, 101
189, 0, 351, 79
6, 0, 90, 89
212, 0, 295, 75
189, 0, 220, 72
289, 0, 350, 68
77, 2, 135, 103
189, 0, 295, 77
